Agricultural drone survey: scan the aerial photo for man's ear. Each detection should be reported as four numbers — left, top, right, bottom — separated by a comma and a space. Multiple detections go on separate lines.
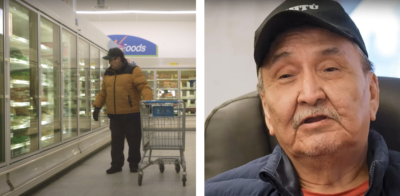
369, 72, 379, 121
260, 92, 275, 136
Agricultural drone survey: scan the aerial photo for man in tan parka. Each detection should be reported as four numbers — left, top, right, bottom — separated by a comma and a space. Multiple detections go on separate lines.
92, 47, 153, 174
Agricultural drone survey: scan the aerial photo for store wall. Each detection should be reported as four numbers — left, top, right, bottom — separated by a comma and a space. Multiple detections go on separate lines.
205, 0, 283, 118
90, 21, 196, 66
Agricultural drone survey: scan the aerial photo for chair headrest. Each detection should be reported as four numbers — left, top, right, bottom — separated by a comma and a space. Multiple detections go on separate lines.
371, 77, 400, 152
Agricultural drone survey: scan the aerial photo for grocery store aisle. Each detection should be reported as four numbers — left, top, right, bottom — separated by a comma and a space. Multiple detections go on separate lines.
27, 131, 196, 196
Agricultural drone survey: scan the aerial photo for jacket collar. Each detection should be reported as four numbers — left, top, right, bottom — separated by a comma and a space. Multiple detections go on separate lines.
259, 129, 389, 196
108, 59, 128, 73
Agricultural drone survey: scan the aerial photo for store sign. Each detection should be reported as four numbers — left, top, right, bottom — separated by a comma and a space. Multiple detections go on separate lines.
108, 35, 158, 57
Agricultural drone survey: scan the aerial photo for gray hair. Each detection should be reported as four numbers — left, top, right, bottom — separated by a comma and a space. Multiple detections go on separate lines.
257, 42, 374, 94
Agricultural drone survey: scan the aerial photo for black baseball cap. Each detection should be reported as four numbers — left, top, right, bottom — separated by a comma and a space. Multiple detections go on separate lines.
102, 47, 124, 60
254, 0, 368, 73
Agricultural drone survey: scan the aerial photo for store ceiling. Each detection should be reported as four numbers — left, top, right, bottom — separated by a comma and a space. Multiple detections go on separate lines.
76, 0, 196, 22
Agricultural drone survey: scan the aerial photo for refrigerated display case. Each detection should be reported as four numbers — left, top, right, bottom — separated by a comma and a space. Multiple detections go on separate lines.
100, 51, 108, 126
9, 0, 40, 158
143, 69, 155, 96
0, 0, 4, 165
90, 46, 100, 130
62, 29, 78, 140
143, 68, 196, 116
0, 0, 112, 194
78, 38, 91, 134
181, 69, 196, 116
156, 69, 179, 100
39, 16, 61, 148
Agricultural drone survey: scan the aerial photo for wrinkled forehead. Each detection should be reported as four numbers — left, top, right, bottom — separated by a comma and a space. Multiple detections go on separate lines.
263, 26, 355, 68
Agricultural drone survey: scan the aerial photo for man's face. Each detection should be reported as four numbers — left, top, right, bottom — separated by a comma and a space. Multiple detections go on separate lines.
109, 56, 122, 70
260, 27, 379, 157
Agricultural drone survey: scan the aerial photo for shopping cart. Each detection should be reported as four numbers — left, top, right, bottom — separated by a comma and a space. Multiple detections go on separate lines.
138, 100, 187, 186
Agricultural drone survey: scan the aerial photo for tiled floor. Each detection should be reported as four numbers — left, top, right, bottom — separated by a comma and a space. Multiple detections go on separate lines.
28, 131, 196, 196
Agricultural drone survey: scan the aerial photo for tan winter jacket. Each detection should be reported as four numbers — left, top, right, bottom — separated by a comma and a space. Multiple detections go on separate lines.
92, 60, 153, 114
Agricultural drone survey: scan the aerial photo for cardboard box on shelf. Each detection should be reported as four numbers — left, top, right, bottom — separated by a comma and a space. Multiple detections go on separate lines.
171, 82, 178, 88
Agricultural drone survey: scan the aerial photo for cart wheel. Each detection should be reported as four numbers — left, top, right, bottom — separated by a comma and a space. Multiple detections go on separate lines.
182, 174, 187, 186
159, 163, 165, 173
175, 163, 180, 173
138, 173, 143, 186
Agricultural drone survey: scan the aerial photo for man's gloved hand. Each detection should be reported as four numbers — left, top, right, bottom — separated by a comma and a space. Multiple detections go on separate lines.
93, 107, 101, 121
145, 104, 152, 114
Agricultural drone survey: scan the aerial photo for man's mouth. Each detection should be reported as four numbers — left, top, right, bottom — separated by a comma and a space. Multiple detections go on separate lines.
302, 115, 328, 124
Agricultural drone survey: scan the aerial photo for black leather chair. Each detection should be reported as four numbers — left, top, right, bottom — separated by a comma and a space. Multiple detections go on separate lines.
205, 76, 400, 180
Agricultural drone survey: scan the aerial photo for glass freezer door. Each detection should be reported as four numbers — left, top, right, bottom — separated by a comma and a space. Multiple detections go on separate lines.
62, 29, 78, 140
181, 69, 196, 116
100, 51, 108, 126
0, 0, 4, 164
9, 0, 39, 158
90, 46, 100, 130
142, 69, 155, 99
78, 38, 90, 133
40, 16, 61, 147
156, 70, 179, 101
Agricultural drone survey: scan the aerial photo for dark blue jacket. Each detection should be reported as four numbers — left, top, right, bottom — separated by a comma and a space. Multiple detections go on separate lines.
205, 130, 400, 196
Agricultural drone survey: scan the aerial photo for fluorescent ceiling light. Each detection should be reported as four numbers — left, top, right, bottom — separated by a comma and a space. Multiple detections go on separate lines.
76, 10, 196, 14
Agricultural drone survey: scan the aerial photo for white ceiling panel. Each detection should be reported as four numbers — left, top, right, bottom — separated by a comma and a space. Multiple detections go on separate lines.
76, 0, 196, 21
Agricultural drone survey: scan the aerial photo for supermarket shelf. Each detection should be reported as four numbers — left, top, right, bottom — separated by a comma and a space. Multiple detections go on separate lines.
156, 79, 178, 81
11, 101, 51, 107
157, 88, 178, 90
63, 105, 88, 109
63, 97, 79, 100
11, 134, 55, 150
181, 97, 196, 100
11, 119, 55, 131
11, 79, 52, 87
181, 78, 196, 80
11, 34, 53, 56
186, 114, 196, 116
10, 58, 55, 72
157, 97, 178, 100
78, 94, 95, 97
146, 79, 154, 81
11, 141, 31, 150
181, 88, 196, 90
186, 107, 196, 109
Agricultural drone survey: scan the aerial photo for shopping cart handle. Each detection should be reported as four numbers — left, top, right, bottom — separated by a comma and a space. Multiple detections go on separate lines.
141, 100, 180, 103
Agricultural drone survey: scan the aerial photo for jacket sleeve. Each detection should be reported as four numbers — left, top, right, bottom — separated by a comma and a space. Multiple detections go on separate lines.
132, 67, 154, 100
92, 79, 107, 108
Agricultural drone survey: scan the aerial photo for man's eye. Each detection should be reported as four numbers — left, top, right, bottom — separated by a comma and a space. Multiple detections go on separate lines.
279, 74, 292, 79
325, 67, 339, 72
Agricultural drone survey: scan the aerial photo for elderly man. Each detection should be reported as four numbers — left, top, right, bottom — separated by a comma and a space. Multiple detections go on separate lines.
205, 0, 400, 195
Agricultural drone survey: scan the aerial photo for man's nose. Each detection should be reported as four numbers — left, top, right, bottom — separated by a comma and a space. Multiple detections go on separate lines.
297, 73, 326, 106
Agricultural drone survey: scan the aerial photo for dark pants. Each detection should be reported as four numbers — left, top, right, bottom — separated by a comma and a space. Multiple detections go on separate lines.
109, 112, 142, 169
